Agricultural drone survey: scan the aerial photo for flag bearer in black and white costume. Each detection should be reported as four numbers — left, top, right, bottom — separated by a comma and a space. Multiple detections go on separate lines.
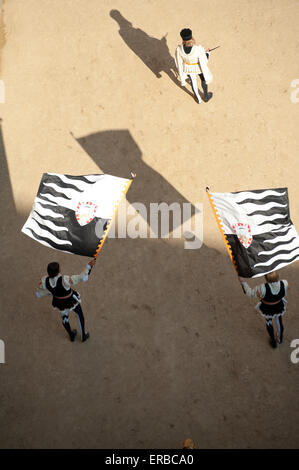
175, 28, 213, 104
238, 271, 288, 349
206, 187, 299, 349
36, 258, 96, 342
22, 172, 135, 342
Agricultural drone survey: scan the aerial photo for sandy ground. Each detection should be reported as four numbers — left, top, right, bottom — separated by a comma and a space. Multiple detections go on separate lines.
0, 0, 299, 449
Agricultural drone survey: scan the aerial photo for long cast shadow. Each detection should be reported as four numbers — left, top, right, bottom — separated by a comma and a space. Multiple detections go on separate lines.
74, 128, 198, 235
2, 121, 298, 448
109, 9, 195, 101
0, 119, 17, 255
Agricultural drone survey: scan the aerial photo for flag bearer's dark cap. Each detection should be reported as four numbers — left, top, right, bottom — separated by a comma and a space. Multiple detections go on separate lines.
180, 28, 192, 41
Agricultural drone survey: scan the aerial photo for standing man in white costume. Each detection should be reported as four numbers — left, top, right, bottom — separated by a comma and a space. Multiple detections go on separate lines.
175, 28, 213, 103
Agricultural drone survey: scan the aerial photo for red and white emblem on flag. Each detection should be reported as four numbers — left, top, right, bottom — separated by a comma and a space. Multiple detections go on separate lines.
75, 201, 98, 226
232, 222, 252, 248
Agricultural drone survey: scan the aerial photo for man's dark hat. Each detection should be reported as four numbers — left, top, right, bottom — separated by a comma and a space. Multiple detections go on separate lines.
180, 28, 192, 41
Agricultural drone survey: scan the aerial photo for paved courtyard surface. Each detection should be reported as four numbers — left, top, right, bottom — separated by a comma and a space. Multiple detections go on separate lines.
0, 0, 299, 448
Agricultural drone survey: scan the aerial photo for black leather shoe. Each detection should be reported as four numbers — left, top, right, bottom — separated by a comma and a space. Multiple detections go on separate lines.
82, 332, 90, 342
203, 92, 213, 102
70, 329, 77, 342
270, 338, 277, 349
277, 334, 283, 344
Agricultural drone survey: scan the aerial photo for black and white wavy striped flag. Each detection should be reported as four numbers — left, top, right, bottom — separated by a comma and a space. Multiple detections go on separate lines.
22, 173, 132, 257
207, 188, 299, 278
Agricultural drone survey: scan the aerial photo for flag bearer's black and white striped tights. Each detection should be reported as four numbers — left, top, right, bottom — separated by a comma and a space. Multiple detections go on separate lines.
61, 304, 88, 342
265, 315, 284, 347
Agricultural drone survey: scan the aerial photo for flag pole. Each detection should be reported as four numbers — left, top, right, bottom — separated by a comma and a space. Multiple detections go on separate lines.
205, 187, 239, 274
93, 172, 136, 259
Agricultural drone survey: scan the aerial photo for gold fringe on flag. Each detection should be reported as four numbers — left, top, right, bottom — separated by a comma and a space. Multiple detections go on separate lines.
206, 187, 239, 274
93, 172, 136, 258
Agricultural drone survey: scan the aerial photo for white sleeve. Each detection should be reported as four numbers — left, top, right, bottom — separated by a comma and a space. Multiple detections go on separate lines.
63, 264, 91, 288
175, 47, 185, 84
198, 45, 208, 66
241, 282, 266, 299
283, 280, 288, 293
36, 276, 51, 298
36, 288, 51, 298
40, 276, 47, 289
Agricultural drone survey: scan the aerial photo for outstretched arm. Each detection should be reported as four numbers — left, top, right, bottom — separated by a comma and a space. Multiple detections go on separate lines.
238, 277, 265, 299
64, 258, 97, 288
36, 277, 51, 298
